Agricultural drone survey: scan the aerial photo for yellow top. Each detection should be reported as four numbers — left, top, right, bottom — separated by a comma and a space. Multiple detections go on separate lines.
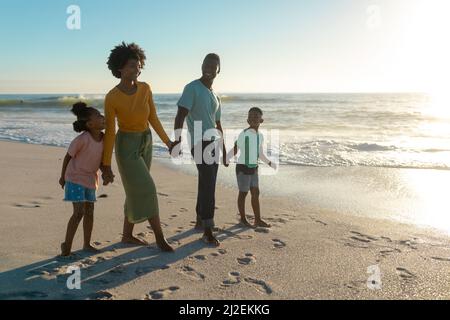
102, 81, 170, 165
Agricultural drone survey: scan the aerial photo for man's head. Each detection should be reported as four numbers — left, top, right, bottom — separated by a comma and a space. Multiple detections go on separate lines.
202, 53, 221, 81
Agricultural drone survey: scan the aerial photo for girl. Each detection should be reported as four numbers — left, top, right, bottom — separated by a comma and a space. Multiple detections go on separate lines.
59, 102, 105, 256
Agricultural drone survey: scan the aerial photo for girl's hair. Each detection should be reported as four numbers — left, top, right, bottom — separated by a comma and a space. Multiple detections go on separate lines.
71, 102, 97, 133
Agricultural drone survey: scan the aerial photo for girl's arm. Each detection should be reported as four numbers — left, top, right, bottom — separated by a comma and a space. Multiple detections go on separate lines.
59, 153, 72, 188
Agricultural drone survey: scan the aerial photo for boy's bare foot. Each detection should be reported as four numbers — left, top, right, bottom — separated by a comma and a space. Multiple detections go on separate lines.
60, 242, 71, 256
156, 238, 175, 252
83, 244, 101, 253
121, 236, 148, 246
240, 219, 254, 228
201, 234, 220, 247
254, 219, 271, 228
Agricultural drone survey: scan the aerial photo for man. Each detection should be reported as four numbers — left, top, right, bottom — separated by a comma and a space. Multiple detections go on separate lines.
171, 53, 226, 246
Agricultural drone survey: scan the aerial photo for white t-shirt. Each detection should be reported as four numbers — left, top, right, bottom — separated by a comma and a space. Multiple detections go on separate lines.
236, 128, 264, 168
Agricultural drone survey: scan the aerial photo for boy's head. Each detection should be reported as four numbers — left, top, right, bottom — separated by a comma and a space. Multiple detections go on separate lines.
71, 102, 105, 133
247, 107, 264, 128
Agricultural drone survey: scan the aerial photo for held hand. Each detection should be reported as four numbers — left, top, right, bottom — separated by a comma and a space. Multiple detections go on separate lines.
100, 165, 115, 185
223, 155, 229, 167
169, 139, 182, 157
59, 177, 65, 189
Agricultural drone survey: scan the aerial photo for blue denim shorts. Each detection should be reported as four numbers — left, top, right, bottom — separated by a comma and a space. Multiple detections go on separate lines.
64, 181, 96, 203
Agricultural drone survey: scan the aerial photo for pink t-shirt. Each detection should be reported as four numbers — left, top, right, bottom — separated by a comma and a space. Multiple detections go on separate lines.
65, 132, 104, 190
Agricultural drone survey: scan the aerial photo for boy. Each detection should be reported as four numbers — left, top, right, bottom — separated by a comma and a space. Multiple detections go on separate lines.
226, 107, 277, 228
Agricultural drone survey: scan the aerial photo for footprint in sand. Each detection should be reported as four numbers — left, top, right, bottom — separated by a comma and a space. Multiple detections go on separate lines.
267, 217, 289, 224
98, 194, 108, 199
211, 249, 227, 257
0, 291, 49, 300
221, 272, 241, 287
254, 227, 270, 234
310, 217, 328, 226
431, 256, 450, 262
109, 265, 126, 275
157, 192, 169, 197
146, 286, 180, 300
272, 239, 286, 249
397, 239, 418, 250
13, 202, 42, 208
179, 208, 188, 212
193, 255, 207, 261
243, 277, 273, 294
179, 266, 205, 281
88, 290, 114, 300
169, 214, 178, 220
396, 267, 416, 283
237, 253, 256, 265
135, 266, 157, 276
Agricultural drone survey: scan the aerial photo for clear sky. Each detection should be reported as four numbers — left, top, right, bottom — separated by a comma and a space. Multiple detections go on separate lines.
0, 0, 448, 94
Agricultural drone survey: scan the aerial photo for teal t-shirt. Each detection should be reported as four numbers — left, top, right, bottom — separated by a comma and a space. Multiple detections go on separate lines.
177, 79, 222, 148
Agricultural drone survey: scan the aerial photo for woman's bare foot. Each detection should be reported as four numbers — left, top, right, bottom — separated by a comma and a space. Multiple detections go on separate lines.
60, 242, 71, 256
254, 219, 271, 228
121, 236, 148, 246
83, 244, 101, 253
156, 238, 175, 252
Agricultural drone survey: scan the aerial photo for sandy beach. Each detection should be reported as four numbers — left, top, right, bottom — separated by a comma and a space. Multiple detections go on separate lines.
0, 140, 449, 300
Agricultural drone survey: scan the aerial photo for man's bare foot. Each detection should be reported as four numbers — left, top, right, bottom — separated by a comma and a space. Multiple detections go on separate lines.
60, 242, 71, 256
83, 244, 101, 253
156, 238, 175, 252
121, 236, 148, 246
240, 219, 254, 228
254, 219, 271, 228
201, 234, 220, 247
194, 222, 203, 230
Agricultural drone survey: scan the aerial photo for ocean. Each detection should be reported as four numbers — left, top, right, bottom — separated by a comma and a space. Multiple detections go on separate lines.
1, 92, 449, 170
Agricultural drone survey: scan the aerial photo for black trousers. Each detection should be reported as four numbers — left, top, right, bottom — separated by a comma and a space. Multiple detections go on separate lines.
191, 141, 219, 228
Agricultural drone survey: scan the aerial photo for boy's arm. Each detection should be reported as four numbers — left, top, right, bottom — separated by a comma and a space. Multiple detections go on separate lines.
259, 144, 277, 169
59, 153, 72, 188
225, 142, 238, 165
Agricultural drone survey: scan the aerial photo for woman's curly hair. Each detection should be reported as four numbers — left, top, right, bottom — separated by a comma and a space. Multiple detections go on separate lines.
107, 42, 146, 78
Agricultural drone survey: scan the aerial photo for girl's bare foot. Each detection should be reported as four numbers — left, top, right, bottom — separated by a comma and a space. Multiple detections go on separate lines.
254, 219, 271, 228
240, 219, 254, 228
60, 242, 71, 256
156, 238, 175, 252
83, 244, 100, 253
121, 236, 148, 246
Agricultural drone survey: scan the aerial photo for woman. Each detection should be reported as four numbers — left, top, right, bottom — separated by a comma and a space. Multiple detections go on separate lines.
101, 42, 173, 252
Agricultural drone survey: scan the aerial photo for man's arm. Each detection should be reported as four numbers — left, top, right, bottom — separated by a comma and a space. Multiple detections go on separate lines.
216, 121, 228, 166
170, 106, 189, 154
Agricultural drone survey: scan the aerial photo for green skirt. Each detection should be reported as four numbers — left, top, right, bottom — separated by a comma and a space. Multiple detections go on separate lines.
115, 129, 159, 224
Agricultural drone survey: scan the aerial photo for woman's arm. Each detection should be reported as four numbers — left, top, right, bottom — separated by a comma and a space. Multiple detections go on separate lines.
59, 153, 72, 188
148, 86, 171, 147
